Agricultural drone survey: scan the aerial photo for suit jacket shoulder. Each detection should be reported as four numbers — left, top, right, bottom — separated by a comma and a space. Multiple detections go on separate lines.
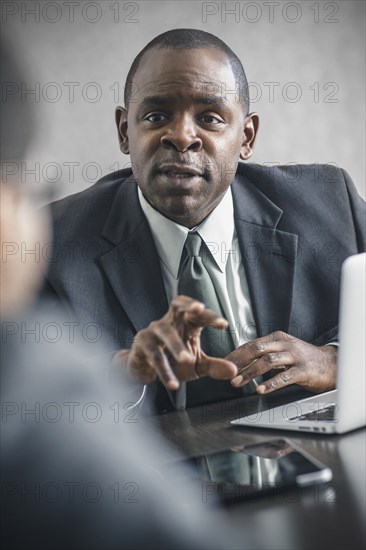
233, 162, 365, 250
49, 168, 134, 243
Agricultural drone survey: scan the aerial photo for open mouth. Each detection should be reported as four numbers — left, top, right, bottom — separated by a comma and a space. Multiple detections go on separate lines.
164, 170, 197, 178
158, 164, 204, 186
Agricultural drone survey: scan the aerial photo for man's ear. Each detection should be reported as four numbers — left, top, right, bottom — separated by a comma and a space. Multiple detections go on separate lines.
239, 113, 259, 160
115, 106, 129, 154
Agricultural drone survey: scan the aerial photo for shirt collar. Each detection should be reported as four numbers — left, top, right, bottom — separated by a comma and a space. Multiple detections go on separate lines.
196, 188, 235, 273
138, 186, 234, 278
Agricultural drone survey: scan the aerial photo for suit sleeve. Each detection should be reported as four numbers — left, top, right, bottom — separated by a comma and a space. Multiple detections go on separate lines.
315, 168, 365, 347
341, 168, 366, 251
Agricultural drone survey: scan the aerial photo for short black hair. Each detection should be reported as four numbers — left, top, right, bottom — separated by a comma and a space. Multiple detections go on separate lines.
123, 28, 249, 114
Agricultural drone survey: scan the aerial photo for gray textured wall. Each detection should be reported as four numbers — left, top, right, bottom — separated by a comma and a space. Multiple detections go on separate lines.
1, 0, 365, 199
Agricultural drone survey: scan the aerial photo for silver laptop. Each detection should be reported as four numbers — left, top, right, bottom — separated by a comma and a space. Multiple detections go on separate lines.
231, 253, 366, 434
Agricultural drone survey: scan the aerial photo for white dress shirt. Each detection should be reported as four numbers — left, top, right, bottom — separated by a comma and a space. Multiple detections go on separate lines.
138, 186, 258, 347
126, 187, 336, 408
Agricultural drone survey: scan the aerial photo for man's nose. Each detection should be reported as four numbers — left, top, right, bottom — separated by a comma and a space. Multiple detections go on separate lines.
160, 116, 202, 153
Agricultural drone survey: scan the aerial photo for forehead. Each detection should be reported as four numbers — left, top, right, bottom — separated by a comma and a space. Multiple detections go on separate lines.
132, 47, 237, 101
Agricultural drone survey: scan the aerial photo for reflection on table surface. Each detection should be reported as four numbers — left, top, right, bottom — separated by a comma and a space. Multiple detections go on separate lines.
144, 387, 366, 550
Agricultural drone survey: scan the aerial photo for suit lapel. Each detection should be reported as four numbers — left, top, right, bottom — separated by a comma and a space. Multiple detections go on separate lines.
97, 170, 298, 339
99, 175, 168, 332
232, 175, 298, 337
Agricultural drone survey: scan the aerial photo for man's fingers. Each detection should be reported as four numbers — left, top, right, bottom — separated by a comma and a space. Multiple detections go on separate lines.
256, 366, 300, 394
148, 347, 180, 390
231, 352, 293, 387
172, 295, 228, 329
129, 328, 182, 389
148, 321, 191, 363
128, 296, 236, 389
230, 358, 260, 387
124, 353, 158, 385
226, 335, 337, 395
227, 332, 297, 369
170, 295, 205, 321
198, 355, 238, 379
183, 309, 228, 329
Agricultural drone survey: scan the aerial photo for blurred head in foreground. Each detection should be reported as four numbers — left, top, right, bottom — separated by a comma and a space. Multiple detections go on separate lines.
0, 36, 48, 316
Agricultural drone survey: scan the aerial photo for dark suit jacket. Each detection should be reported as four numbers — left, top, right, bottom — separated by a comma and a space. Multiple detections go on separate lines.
44, 163, 366, 412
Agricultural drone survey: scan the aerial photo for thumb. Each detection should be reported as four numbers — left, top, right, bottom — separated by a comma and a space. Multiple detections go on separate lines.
198, 354, 238, 379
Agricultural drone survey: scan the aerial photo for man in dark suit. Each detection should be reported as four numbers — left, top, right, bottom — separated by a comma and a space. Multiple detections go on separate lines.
44, 29, 366, 414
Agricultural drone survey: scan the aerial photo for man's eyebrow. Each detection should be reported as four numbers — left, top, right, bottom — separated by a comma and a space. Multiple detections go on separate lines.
139, 96, 172, 108
139, 94, 228, 109
199, 95, 228, 106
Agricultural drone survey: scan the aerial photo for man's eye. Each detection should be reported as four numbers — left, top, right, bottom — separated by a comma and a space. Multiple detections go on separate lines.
144, 113, 167, 123
199, 115, 223, 125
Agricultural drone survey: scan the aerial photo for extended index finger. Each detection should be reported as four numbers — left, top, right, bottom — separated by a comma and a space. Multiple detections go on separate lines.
171, 295, 229, 331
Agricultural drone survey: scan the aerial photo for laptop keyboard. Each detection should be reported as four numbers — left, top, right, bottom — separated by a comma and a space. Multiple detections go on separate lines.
289, 404, 336, 422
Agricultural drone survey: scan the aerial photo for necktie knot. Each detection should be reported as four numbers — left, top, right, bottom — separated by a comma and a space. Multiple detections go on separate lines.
184, 231, 202, 258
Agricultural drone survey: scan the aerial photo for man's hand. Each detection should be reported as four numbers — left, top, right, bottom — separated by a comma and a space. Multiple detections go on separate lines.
228, 331, 337, 394
114, 295, 238, 390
